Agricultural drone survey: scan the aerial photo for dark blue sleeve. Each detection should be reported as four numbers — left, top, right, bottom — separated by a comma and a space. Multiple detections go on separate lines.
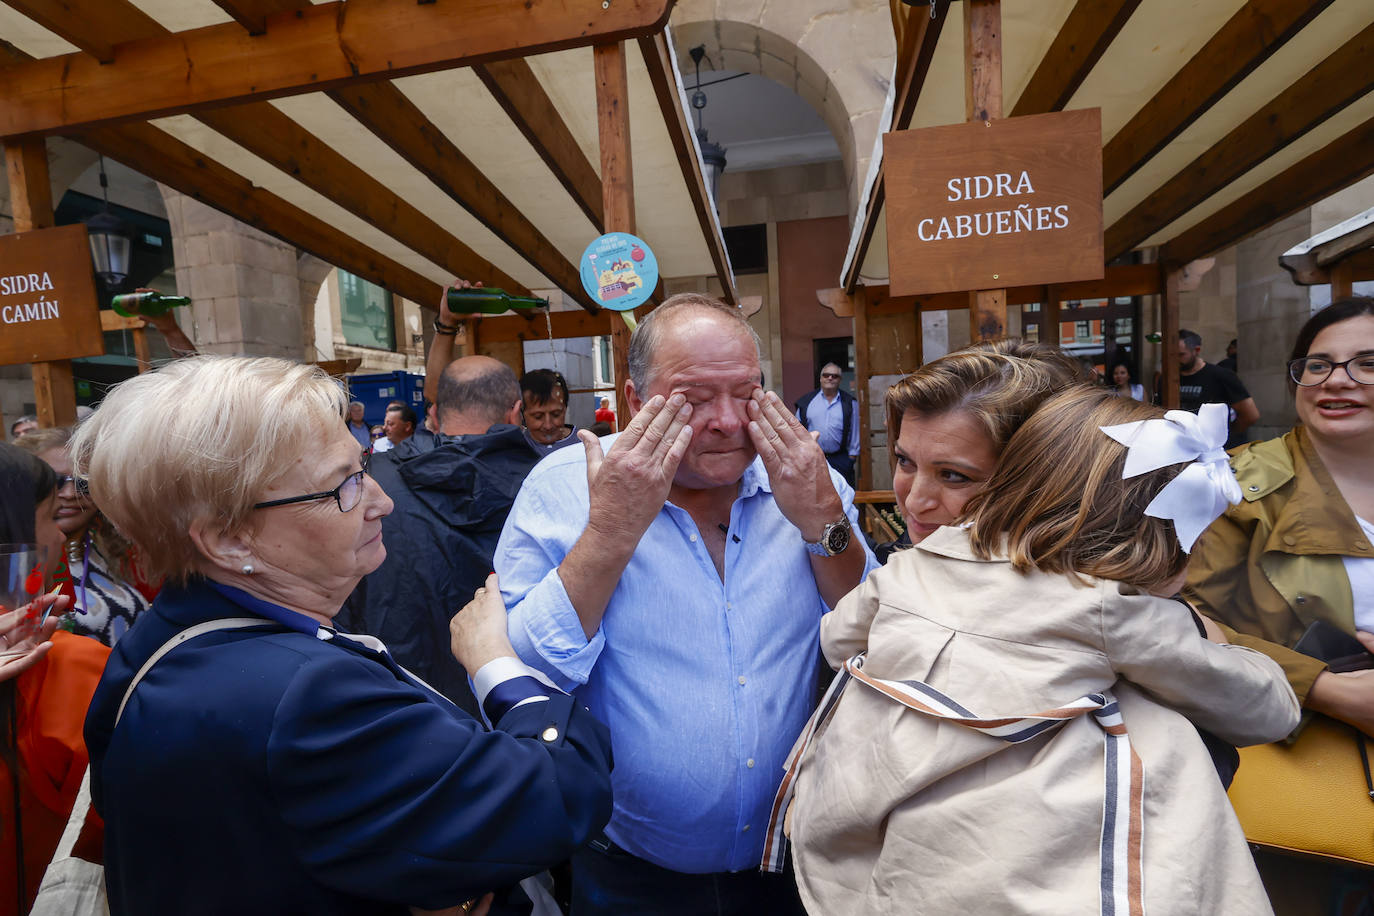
264, 654, 612, 910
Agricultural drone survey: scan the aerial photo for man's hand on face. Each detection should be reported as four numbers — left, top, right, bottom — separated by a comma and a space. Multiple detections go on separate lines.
747, 389, 844, 542
582, 394, 694, 544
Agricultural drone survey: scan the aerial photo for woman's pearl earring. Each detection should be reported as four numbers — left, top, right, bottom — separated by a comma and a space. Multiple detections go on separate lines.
242, 564, 254, 575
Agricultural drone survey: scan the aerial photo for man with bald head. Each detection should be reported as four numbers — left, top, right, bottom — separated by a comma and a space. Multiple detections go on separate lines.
338, 351, 539, 712
496, 293, 878, 914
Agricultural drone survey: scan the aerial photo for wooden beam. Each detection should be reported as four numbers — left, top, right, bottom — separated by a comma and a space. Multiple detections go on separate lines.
1106, 21, 1374, 261
1009, 0, 1141, 116
0, 0, 674, 137
595, 42, 636, 427
964, 0, 1006, 342
1160, 265, 1181, 409
74, 121, 444, 309
9, 0, 525, 299
192, 103, 531, 297
4, 134, 75, 427
473, 307, 621, 344
843, 5, 945, 293
1102, 0, 1334, 196
0, 0, 164, 63
474, 58, 605, 233
857, 265, 1163, 319
327, 81, 599, 312
1160, 114, 1374, 265
637, 33, 735, 305
210, 0, 284, 35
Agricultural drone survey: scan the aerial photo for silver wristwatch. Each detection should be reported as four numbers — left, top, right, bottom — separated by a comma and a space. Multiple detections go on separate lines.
804, 515, 852, 557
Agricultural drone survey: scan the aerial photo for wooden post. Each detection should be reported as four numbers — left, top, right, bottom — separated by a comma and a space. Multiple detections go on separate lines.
462, 317, 480, 358
1042, 287, 1062, 348
132, 327, 152, 372
4, 137, 76, 427
1160, 264, 1181, 409
595, 41, 636, 426
853, 285, 872, 490
965, 0, 1006, 342
1331, 261, 1354, 300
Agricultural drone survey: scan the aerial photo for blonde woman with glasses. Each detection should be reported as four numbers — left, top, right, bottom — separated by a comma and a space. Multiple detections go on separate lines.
75, 356, 612, 916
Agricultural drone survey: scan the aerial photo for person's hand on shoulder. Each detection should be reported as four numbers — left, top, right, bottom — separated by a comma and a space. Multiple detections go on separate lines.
581, 393, 693, 544
746, 388, 844, 542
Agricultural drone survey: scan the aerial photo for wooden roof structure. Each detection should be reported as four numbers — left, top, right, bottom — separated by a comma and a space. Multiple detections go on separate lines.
829, 0, 1374, 492
0, 0, 736, 423
847, 0, 1374, 293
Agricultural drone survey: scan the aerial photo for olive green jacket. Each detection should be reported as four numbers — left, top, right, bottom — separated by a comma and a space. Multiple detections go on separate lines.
1185, 426, 1372, 705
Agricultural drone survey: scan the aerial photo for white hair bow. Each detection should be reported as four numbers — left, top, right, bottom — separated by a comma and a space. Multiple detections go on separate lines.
1099, 402, 1242, 552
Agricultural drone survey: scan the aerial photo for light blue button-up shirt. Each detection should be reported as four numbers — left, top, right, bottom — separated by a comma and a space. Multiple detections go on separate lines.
495, 439, 878, 873
798, 391, 860, 456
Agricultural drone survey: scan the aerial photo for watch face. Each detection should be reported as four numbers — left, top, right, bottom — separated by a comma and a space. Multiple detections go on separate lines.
825, 521, 851, 555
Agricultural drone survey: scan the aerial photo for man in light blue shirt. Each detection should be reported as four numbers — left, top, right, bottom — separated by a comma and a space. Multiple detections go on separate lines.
495, 294, 878, 915
795, 362, 860, 485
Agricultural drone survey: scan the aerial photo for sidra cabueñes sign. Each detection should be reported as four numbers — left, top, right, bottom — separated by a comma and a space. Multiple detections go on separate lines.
884, 108, 1104, 298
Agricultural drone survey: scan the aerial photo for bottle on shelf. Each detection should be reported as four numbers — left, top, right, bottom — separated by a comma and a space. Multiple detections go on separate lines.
111, 291, 192, 318
445, 287, 549, 316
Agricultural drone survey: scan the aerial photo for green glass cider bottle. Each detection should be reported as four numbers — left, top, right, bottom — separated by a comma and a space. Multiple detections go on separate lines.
445, 287, 549, 315
111, 291, 192, 318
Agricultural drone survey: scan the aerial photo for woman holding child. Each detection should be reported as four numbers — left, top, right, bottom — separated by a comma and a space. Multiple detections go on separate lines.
776, 348, 1299, 914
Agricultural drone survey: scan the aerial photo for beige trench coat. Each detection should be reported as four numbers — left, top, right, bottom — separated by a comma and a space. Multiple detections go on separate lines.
789, 527, 1300, 916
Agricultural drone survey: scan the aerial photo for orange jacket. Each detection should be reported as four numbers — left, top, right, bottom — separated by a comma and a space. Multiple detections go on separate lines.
1, 631, 110, 916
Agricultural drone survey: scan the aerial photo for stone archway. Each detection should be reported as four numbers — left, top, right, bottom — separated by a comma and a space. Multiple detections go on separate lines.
669, 1, 895, 217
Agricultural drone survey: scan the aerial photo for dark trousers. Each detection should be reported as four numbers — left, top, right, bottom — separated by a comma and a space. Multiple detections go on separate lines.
569, 836, 807, 916
824, 451, 856, 487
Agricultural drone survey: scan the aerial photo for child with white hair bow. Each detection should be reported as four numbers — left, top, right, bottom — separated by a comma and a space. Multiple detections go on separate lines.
772, 386, 1299, 916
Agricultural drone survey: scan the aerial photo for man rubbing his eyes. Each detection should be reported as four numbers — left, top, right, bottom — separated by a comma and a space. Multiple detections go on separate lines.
494, 293, 879, 916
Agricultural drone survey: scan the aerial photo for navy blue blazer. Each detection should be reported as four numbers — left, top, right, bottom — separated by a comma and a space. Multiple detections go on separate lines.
84, 580, 613, 915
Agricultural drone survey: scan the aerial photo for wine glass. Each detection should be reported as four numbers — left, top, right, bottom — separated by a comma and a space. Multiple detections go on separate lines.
0, 543, 47, 657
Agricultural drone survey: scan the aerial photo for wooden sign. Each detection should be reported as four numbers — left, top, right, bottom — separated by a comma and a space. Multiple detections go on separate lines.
0, 223, 103, 365
885, 109, 1104, 297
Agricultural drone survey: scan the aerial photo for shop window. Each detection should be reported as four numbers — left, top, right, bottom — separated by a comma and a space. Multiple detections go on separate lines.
339, 270, 395, 350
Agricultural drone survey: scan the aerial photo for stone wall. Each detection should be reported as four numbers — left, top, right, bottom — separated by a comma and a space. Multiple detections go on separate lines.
669, 0, 893, 218
161, 189, 312, 360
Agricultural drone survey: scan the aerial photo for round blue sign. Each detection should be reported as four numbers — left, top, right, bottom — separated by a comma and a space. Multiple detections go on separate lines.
579, 232, 658, 312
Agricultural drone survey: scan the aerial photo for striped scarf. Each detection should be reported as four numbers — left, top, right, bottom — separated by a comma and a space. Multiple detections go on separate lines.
762, 654, 1145, 916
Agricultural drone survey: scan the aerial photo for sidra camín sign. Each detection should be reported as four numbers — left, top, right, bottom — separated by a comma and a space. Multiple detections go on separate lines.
0, 223, 103, 365
885, 108, 1104, 297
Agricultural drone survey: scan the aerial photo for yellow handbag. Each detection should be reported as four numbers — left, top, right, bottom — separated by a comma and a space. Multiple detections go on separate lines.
1227, 715, 1374, 867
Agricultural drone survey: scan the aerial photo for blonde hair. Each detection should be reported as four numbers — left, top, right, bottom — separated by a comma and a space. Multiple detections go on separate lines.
70, 356, 348, 584
965, 387, 1188, 589
884, 339, 1087, 466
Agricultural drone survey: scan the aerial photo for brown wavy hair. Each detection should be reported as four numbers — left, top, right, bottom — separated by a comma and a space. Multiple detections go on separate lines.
965, 386, 1189, 589
884, 338, 1089, 468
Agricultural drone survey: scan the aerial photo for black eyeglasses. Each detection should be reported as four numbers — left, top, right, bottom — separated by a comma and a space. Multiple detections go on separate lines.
1288, 355, 1374, 387
55, 474, 89, 496
253, 452, 371, 513
820, 372, 841, 379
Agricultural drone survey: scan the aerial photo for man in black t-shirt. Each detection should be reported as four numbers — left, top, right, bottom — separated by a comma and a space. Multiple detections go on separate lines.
1177, 329, 1259, 449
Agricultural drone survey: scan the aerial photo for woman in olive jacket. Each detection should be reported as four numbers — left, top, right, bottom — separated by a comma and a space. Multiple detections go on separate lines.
1184, 298, 1374, 916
